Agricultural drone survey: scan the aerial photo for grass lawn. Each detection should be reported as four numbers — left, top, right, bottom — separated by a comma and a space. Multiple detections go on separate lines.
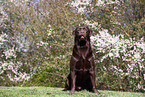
0, 87, 144, 97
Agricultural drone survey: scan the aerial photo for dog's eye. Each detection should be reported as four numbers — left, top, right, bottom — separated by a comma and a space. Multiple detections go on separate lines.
78, 28, 81, 31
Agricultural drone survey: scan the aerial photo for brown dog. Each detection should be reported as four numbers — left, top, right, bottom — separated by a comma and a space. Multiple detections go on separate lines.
64, 26, 99, 94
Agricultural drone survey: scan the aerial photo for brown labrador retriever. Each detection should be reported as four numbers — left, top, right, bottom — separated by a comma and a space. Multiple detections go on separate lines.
64, 26, 100, 94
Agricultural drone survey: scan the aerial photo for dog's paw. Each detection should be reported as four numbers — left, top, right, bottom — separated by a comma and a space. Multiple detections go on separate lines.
93, 88, 100, 94
70, 89, 75, 93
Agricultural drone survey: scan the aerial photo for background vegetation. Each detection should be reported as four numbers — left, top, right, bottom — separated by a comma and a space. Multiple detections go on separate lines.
0, 0, 144, 92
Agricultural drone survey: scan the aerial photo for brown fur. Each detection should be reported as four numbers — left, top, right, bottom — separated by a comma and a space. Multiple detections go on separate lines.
64, 26, 99, 94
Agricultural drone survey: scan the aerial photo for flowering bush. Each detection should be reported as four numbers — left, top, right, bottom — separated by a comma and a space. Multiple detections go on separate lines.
91, 29, 145, 92
0, 33, 35, 85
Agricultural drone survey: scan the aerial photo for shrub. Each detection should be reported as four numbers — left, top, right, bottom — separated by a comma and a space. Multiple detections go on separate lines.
91, 29, 145, 92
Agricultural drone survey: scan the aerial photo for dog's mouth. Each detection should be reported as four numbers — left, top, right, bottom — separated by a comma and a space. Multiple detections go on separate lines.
80, 36, 85, 39
78, 36, 87, 46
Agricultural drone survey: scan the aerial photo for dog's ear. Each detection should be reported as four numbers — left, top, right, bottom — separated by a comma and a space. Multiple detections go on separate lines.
86, 26, 92, 36
72, 30, 75, 36
72, 27, 78, 36
89, 28, 93, 36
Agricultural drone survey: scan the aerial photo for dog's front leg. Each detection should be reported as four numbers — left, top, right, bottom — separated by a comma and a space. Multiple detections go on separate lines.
70, 71, 76, 93
90, 71, 100, 94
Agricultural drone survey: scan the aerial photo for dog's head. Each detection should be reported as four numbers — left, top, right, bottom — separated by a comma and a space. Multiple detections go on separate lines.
72, 26, 92, 46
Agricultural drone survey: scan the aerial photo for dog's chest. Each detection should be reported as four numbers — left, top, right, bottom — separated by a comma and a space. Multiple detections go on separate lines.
75, 57, 92, 71
72, 46, 93, 71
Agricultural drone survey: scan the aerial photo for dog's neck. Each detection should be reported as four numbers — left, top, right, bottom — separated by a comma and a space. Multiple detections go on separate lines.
74, 40, 91, 60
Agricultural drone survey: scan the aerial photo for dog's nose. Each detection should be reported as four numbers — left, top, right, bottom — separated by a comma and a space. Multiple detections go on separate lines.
79, 31, 86, 36
79, 31, 85, 34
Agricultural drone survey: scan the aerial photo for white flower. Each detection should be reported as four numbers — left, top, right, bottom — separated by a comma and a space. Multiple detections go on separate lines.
109, 53, 113, 57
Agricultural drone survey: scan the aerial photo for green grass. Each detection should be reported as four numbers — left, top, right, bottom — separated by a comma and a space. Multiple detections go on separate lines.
0, 87, 144, 97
